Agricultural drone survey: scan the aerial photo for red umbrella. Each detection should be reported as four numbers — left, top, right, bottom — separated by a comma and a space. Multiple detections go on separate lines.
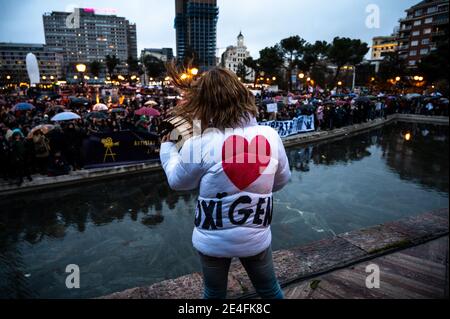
135, 107, 160, 117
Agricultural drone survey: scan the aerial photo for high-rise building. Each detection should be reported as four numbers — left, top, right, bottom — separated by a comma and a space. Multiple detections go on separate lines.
141, 48, 174, 62
175, 0, 219, 70
397, 0, 449, 67
0, 43, 63, 84
43, 8, 138, 68
221, 32, 255, 81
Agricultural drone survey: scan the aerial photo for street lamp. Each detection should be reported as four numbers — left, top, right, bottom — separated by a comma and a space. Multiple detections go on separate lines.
76, 63, 87, 88
338, 81, 343, 86
395, 76, 401, 82
298, 73, 305, 79
76, 63, 87, 73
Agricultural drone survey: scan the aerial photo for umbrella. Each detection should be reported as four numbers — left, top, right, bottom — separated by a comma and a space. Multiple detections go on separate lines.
49, 105, 66, 113
405, 93, 421, 100
86, 112, 108, 120
135, 107, 160, 117
69, 97, 90, 107
93, 103, 108, 111
109, 108, 126, 113
144, 100, 158, 106
354, 96, 371, 104
51, 112, 81, 122
27, 124, 55, 138
12, 102, 35, 111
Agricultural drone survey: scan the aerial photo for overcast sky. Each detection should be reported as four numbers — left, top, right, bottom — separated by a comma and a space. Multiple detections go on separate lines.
0, 0, 418, 58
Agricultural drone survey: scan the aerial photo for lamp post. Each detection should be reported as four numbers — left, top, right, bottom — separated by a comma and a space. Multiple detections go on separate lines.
76, 63, 87, 88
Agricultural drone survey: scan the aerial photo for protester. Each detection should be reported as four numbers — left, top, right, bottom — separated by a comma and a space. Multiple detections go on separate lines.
0, 83, 448, 185
160, 66, 290, 299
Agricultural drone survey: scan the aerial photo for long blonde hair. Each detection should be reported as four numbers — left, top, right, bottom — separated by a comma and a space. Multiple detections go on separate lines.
166, 61, 258, 130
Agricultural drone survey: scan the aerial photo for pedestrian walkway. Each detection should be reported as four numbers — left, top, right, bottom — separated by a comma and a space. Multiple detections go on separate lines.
284, 235, 448, 299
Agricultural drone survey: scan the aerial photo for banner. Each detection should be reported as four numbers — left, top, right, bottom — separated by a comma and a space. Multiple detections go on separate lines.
259, 115, 315, 138
82, 130, 160, 168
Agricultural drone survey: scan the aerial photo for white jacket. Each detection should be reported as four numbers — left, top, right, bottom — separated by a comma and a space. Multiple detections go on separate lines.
160, 117, 291, 258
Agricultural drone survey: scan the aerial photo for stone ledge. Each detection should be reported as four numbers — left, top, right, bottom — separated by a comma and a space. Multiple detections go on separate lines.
100, 208, 449, 299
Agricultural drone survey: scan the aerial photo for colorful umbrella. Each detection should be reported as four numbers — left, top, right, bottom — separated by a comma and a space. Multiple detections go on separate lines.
51, 112, 81, 122
135, 107, 160, 117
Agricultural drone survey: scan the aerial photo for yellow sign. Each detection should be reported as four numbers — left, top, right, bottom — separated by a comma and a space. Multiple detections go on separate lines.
101, 137, 119, 162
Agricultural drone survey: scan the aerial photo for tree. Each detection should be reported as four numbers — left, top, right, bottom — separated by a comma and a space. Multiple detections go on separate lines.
418, 41, 449, 85
258, 46, 283, 79
142, 55, 166, 79
105, 55, 120, 78
126, 56, 140, 76
236, 63, 249, 82
302, 40, 330, 72
279, 36, 306, 90
378, 52, 408, 83
89, 60, 102, 78
328, 37, 369, 85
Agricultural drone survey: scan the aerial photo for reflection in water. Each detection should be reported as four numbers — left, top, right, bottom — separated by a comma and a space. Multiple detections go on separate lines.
0, 122, 448, 298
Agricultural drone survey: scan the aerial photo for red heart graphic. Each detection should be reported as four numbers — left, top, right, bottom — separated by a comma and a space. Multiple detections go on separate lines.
222, 135, 272, 190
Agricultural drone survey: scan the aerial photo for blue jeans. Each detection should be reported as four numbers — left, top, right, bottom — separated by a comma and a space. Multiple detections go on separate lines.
198, 246, 284, 299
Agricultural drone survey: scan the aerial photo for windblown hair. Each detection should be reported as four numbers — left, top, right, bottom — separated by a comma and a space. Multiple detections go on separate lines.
166, 61, 258, 130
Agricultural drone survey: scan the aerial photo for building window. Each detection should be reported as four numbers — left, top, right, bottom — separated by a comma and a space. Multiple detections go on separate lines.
409, 60, 416, 66
422, 38, 430, 45
420, 48, 429, 55
425, 17, 433, 23
412, 30, 420, 36
423, 28, 432, 34
427, 6, 438, 14
413, 20, 422, 26
411, 40, 419, 46
410, 50, 417, 56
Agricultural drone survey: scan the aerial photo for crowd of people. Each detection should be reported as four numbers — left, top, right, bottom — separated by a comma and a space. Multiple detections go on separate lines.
0, 84, 448, 186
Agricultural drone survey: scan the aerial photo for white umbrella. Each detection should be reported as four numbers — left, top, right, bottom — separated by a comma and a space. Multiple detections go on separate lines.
93, 103, 108, 111
144, 100, 158, 106
51, 112, 81, 122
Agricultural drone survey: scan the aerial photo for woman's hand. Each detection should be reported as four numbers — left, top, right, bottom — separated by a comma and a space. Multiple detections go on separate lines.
161, 133, 171, 143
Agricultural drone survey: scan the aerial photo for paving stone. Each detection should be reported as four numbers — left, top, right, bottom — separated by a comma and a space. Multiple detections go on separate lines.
385, 211, 449, 244
290, 237, 368, 273
338, 225, 411, 254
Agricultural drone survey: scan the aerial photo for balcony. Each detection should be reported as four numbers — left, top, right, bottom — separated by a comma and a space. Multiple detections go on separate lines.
400, 25, 412, 31
433, 17, 449, 25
